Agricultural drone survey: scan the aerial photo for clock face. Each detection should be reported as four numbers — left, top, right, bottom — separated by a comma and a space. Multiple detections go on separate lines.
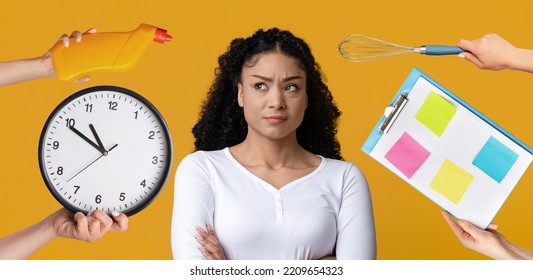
39, 86, 172, 216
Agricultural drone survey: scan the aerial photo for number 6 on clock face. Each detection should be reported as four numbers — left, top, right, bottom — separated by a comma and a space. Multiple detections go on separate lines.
38, 86, 172, 216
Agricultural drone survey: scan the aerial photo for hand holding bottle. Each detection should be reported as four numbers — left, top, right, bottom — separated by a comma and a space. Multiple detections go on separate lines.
0, 27, 96, 86
1, 24, 171, 87
42, 27, 98, 84
50, 23, 172, 82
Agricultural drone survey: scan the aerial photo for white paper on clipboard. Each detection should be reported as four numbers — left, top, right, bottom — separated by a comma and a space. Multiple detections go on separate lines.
362, 67, 533, 229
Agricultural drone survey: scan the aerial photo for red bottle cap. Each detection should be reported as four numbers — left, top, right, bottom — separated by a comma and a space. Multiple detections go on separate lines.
153, 28, 172, 44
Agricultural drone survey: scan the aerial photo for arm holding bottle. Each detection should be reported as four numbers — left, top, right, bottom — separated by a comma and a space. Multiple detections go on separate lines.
0, 28, 96, 86
0, 27, 128, 259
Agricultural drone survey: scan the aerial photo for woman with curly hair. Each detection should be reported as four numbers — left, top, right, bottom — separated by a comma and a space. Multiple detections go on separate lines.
171, 28, 376, 260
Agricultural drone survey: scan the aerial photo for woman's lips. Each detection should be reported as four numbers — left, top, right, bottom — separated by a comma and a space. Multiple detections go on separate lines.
264, 115, 287, 124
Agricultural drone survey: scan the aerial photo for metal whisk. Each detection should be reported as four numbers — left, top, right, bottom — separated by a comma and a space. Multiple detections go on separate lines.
338, 34, 464, 62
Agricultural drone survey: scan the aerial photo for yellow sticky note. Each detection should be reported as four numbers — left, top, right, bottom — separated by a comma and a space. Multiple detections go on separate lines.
415, 91, 457, 137
430, 159, 474, 205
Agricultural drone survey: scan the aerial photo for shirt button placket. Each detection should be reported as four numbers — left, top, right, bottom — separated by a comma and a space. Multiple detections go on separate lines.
274, 192, 284, 222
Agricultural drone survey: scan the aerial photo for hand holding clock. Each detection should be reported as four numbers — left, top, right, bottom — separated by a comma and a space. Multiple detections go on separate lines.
0, 27, 129, 260
0, 208, 127, 259
50, 208, 128, 243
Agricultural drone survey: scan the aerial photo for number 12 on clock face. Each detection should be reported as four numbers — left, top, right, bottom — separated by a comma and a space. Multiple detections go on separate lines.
39, 86, 172, 216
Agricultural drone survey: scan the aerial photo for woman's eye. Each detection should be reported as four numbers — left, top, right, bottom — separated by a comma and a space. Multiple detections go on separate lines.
254, 83, 268, 90
285, 84, 299, 92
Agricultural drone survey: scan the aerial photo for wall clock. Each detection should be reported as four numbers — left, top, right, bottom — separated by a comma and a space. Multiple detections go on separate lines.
38, 86, 172, 216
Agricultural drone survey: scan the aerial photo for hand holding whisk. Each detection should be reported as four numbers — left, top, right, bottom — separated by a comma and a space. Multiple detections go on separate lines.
338, 34, 464, 62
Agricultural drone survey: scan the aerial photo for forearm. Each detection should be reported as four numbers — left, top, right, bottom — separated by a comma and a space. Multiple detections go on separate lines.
503, 241, 533, 260
509, 48, 533, 73
0, 56, 55, 86
0, 216, 56, 259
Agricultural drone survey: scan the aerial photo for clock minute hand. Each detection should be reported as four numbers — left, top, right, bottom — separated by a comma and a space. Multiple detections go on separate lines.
69, 125, 107, 154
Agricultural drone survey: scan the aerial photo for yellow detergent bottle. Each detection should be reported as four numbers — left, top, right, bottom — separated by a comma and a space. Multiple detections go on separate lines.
51, 23, 172, 81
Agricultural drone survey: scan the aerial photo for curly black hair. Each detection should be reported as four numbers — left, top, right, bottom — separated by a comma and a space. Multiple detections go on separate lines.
192, 28, 343, 160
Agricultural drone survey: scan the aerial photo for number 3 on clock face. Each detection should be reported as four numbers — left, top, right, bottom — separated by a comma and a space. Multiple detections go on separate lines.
38, 86, 172, 216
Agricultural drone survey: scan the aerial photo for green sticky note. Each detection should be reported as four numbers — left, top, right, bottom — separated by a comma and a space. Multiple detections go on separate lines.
415, 91, 457, 137
430, 159, 474, 205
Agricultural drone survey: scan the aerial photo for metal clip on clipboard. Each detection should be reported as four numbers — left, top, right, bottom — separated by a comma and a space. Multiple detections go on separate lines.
379, 93, 409, 133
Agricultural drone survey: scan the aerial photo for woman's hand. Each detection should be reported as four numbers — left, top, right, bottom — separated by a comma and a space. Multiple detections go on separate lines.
457, 33, 518, 71
50, 208, 128, 243
195, 223, 226, 260
0, 27, 98, 87
41, 27, 97, 84
441, 210, 523, 259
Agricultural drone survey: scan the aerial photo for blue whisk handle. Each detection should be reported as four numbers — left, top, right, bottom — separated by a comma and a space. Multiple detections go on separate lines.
422, 45, 464, 55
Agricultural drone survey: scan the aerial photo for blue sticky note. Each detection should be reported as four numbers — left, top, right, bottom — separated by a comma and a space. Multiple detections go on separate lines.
473, 136, 519, 183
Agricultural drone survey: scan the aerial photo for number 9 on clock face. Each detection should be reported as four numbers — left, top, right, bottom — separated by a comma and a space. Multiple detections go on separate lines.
38, 86, 172, 216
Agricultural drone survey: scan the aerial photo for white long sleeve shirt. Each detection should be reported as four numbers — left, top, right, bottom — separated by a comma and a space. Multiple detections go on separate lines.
171, 148, 376, 260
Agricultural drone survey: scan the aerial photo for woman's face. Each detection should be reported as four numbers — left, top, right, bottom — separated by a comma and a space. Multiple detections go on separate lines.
238, 52, 307, 142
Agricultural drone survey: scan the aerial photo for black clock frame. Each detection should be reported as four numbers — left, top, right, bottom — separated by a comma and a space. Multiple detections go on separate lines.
38, 85, 173, 217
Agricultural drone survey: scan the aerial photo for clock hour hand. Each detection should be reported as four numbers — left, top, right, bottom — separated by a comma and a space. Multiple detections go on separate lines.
89, 124, 107, 154
69, 125, 107, 155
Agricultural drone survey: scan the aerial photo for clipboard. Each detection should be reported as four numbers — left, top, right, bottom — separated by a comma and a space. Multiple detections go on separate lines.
362, 67, 533, 229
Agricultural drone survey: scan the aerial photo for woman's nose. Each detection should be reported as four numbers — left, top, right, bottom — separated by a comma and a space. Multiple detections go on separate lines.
268, 88, 286, 109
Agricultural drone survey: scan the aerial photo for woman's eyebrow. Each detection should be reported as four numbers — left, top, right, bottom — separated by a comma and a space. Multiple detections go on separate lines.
250, 74, 304, 82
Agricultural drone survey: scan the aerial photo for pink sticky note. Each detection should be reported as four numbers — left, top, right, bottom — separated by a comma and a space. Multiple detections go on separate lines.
385, 132, 431, 179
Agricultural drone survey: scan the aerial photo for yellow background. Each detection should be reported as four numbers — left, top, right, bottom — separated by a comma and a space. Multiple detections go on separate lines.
1, 0, 532, 260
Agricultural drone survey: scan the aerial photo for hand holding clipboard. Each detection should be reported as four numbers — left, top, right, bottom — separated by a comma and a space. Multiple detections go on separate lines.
363, 67, 532, 229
